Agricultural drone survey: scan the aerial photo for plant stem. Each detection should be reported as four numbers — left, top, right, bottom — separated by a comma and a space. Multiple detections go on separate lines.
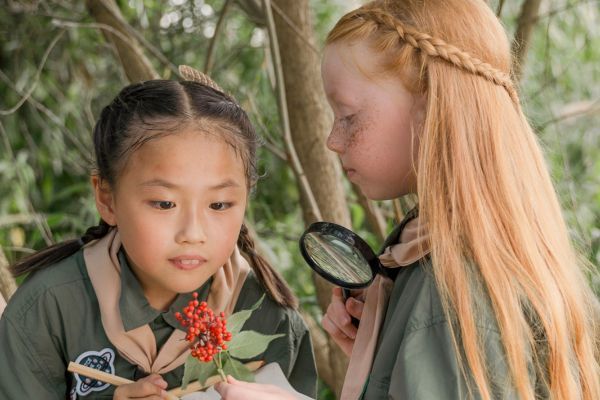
217, 351, 226, 381
218, 368, 227, 381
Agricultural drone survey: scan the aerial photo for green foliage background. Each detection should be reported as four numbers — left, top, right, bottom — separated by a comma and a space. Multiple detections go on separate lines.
0, 1, 598, 394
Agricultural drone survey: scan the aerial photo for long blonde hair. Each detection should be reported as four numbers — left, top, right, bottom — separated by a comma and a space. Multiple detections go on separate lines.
327, 0, 600, 399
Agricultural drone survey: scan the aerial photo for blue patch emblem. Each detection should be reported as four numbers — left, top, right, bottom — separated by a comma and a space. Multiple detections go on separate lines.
73, 348, 115, 397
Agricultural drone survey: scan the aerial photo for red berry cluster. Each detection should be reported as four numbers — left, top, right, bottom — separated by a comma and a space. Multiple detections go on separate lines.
175, 292, 233, 362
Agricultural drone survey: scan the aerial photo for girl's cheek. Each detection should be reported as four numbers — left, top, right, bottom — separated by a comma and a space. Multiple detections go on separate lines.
344, 120, 364, 149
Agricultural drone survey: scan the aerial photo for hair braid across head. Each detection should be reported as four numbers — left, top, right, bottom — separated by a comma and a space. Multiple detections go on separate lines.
178, 65, 224, 93
348, 9, 520, 104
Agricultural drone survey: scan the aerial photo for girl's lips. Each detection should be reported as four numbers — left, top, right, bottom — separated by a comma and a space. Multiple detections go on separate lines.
169, 256, 207, 271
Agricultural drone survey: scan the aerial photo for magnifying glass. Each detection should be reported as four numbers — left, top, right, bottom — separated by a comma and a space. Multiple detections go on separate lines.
299, 222, 384, 324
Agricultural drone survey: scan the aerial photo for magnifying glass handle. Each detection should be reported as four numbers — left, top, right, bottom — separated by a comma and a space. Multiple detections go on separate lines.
342, 288, 360, 327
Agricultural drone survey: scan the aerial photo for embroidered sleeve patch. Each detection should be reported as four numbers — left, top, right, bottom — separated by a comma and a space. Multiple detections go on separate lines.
73, 348, 116, 397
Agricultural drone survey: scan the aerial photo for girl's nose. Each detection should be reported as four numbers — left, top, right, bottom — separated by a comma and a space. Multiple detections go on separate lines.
175, 209, 207, 244
326, 126, 345, 155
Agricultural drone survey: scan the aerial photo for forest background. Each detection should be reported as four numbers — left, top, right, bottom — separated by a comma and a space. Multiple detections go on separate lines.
0, 0, 598, 398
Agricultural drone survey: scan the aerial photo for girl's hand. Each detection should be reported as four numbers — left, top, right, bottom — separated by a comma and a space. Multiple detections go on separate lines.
322, 287, 364, 356
113, 374, 169, 399
214, 376, 298, 399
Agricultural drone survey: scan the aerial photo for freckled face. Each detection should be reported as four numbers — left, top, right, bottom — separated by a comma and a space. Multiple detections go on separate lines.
321, 40, 425, 200
98, 127, 248, 309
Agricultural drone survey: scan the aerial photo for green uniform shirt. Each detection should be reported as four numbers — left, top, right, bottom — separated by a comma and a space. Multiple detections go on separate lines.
361, 221, 530, 399
0, 249, 317, 399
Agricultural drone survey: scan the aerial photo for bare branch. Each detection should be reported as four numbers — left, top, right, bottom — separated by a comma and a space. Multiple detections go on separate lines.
352, 183, 387, 242
0, 30, 65, 116
540, 100, 600, 130
496, 0, 506, 17
205, 0, 234, 75
234, 0, 264, 25
0, 69, 91, 164
0, 214, 46, 228
271, 2, 319, 55
261, 0, 322, 222
86, 0, 158, 82
245, 94, 288, 161
235, 0, 319, 55
512, 0, 543, 81
526, 0, 599, 24
393, 199, 405, 224
98, 2, 179, 77
0, 121, 54, 245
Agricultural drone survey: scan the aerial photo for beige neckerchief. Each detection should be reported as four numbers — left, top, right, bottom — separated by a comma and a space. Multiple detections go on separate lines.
341, 216, 430, 400
83, 229, 250, 374
0, 292, 6, 317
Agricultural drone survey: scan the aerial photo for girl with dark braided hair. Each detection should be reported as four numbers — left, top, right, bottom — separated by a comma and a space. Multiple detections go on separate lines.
0, 72, 316, 399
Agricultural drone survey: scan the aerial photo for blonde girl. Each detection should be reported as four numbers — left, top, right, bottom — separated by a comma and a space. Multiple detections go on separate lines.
216, 0, 600, 399
0, 74, 317, 399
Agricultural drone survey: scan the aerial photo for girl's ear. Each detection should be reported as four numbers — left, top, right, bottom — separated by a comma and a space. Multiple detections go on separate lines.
91, 175, 117, 226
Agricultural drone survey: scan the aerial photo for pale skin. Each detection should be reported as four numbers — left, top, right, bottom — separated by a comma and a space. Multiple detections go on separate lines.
93, 127, 249, 399
214, 40, 425, 398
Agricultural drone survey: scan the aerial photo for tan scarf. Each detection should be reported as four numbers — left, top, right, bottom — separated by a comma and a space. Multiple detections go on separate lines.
340, 216, 430, 400
83, 229, 250, 374
0, 292, 6, 317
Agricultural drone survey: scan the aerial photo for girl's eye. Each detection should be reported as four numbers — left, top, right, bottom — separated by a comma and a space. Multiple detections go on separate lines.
209, 202, 232, 211
150, 201, 176, 210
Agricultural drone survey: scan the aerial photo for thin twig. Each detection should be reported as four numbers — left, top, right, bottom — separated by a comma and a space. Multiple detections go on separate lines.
261, 0, 322, 221
0, 214, 46, 228
496, 0, 506, 17
0, 121, 54, 245
0, 29, 65, 116
526, 0, 599, 23
540, 102, 589, 245
531, 41, 588, 99
205, 0, 233, 75
245, 94, 288, 161
271, 1, 319, 55
0, 69, 91, 164
392, 199, 404, 224
512, 0, 543, 81
51, 20, 141, 57
351, 183, 387, 242
98, 2, 179, 77
539, 100, 600, 130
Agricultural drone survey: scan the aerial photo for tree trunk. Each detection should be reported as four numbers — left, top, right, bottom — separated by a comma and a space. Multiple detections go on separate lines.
271, 0, 351, 395
512, 0, 543, 81
86, 0, 158, 82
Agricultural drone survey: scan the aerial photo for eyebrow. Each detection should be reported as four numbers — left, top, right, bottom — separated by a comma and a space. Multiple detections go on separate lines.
208, 179, 242, 190
139, 179, 242, 190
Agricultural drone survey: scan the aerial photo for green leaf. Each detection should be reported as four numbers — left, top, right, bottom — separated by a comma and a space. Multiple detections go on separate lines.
181, 355, 218, 389
222, 356, 255, 382
227, 294, 265, 334
227, 331, 285, 359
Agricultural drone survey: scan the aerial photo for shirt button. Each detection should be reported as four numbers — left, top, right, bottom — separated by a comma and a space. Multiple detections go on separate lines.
150, 316, 163, 329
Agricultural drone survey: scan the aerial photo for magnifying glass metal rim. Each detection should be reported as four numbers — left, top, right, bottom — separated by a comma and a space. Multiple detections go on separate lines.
299, 221, 380, 289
